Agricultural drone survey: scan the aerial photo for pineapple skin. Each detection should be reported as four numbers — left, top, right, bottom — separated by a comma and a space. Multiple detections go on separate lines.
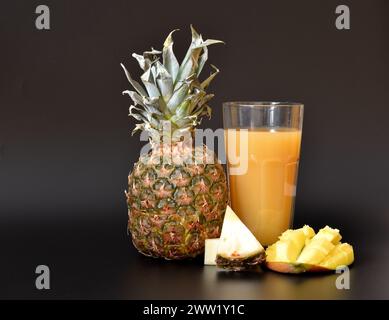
126, 144, 228, 260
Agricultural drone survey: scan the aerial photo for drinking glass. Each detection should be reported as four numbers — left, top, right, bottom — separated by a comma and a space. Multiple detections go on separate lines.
223, 102, 304, 245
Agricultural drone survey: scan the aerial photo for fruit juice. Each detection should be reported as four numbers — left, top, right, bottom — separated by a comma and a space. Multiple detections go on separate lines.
225, 128, 302, 246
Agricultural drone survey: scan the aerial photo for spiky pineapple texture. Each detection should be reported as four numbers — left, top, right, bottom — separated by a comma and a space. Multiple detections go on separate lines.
122, 26, 228, 259
121, 25, 223, 143
126, 145, 227, 259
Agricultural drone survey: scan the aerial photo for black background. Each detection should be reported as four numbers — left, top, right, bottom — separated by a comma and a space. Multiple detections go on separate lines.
0, 0, 388, 299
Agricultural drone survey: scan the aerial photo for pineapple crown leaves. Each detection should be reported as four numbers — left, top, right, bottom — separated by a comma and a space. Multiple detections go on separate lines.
121, 25, 224, 141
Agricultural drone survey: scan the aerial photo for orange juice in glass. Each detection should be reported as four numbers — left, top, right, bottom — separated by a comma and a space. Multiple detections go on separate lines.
223, 102, 304, 246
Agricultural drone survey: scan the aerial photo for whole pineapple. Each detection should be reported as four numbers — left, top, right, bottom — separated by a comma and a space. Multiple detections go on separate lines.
121, 26, 228, 259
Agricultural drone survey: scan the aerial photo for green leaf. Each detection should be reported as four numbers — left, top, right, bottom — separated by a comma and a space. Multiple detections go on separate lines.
141, 67, 160, 98
132, 53, 149, 71
174, 99, 190, 118
174, 56, 199, 88
129, 105, 147, 122
163, 29, 180, 82
190, 25, 201, 43
193, 39, 224, 49
197, 45, 208, 76
185, 90, 205, 114
201, 65, 219, 89
155, 61, 173, 101
132, 123, 145, 135
174, 25, 223, 88
120, 63, 147, 97
132, 49, 161, 71
144, 48, 162, 56
122, 90, 145, 106
167, 82, 189, 111
158, 96, 172, 117
129, 105, 159, 127
123, 91, 164, 118
203, 104, 212, 118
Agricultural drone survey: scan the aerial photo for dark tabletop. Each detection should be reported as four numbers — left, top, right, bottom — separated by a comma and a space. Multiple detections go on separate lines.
1, 214, 387, 300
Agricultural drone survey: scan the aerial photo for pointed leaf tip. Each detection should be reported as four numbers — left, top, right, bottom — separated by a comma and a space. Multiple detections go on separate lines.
163, 29, 180, 47
210, 64, 220, 72
121, 63, 148, 97
163, 29, 180, 82
190, 25, 200, 37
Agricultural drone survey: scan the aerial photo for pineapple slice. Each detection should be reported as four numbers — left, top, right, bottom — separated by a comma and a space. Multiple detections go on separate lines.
276, 225, 315, 261
266, 225, 354, 273
296, 238, 335, 265
204, 239, 219, 265
319, 243, 354, 270
314, 226, 342, 244
216, 206, 265, 271
296, 226, 340, 265
266, 225, 315, 273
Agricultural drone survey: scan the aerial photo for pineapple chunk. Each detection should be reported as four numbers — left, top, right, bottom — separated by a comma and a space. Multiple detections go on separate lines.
296, 238, 335, 265
302, 225, 316, 238
204, 239, 219, 265
319, 243, 354, 270
314, 226, 342, 244
296, 226, 341, 265
266, 225, 355, 273
266, 225, 315, 263
216, 206, 265, 270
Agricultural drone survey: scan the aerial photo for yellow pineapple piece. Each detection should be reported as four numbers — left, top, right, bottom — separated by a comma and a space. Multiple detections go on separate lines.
266, 225, 354, 273
319, 243, 354, 270
266, 225, 316, 273
302, 225, 316, 238
280, 225, 315, 245
273, 225, 315, 262
266, 240, 295, 262
314, 226, 342, 244
296, 238, 335, 265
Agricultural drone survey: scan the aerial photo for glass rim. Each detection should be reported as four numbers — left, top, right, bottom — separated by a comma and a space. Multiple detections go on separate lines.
223, 101, 304, 108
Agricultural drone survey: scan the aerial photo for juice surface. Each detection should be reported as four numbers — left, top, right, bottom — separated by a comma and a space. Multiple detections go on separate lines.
225, 128, 302, 246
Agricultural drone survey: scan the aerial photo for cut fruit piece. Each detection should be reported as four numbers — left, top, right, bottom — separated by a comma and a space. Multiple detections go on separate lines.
319, 243, 354, 270
296, 238, 335, 265
265, 225, 354, 274
267, 225, 315, 263
204, 238, 219, 265
314, 226, 342, 244
216, 206, 265, 271
296, 226, 341, 265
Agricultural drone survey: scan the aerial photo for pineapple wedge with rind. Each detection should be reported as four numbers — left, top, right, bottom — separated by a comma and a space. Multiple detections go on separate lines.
266, 225, 354, 273
216, 206, 265, 271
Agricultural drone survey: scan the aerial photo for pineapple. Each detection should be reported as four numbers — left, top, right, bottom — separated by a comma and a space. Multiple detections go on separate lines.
265, 225, 354, 273
121, 26, 228, 259
216, 206, 265, 270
